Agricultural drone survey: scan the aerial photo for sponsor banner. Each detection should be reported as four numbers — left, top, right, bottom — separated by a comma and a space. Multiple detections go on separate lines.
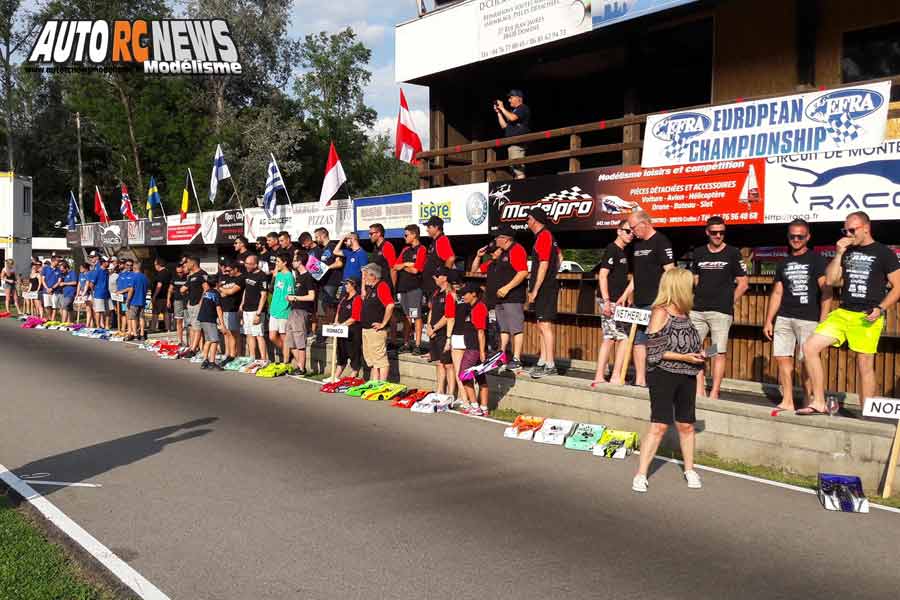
593, 0, 697, 28
413, 183, 489, 236
127, 219, 146, 245
146, 217, 167, 245
201, 209, 245, 245
642, 81, 891, 167
66, 230, 80, 248
167, 213, 202, 245
479, 0, 591, 62
593, 160, 765, 228
753, 246, 790, 260
99, 221, 128, 247
489, 172, 599, 232
79, 223, 98, 247
763, 140, 900, 224
244, 201, 353, 240
353, 193, 412, 239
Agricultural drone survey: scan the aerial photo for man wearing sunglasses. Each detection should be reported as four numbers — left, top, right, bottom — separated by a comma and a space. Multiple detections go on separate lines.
593, 220, 633, 385
763, 219, 831, 414
690, 216, 749, 400
802, 211, 900, 415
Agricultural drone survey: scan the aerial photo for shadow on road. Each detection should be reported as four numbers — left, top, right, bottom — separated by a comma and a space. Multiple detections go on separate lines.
12, 418, 218, 496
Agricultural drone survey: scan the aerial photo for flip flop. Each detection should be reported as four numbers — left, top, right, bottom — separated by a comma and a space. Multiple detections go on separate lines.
770, 407, 793, 416
795, 406, 827, 416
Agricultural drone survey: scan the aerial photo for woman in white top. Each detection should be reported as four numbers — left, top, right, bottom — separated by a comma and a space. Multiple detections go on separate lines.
1, 259, 20, 314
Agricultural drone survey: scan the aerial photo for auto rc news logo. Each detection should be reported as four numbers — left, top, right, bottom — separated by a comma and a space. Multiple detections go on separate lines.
27, 19, 242, 75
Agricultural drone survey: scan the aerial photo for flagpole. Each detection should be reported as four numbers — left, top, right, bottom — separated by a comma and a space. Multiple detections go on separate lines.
271, 153, 293, 208
188, 168, 203, 216
229, 176, 245, 215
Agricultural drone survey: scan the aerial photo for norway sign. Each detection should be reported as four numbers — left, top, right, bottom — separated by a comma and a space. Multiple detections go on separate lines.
642, 81, 891, 167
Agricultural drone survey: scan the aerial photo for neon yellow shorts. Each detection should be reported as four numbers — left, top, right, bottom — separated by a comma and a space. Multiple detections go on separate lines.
814, 308, 884, 354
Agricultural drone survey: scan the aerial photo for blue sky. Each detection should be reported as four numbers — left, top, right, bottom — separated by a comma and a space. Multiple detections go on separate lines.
290, 0, 430, 147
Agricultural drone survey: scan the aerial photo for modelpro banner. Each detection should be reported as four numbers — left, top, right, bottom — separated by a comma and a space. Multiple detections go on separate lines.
642, 81, 891, 167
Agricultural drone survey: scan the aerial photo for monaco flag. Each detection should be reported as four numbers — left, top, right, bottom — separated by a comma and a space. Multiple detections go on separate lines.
319, 142, 347, 206
395, 89, 422, 164
120, 184, 137, 221
94, 186, 110, 224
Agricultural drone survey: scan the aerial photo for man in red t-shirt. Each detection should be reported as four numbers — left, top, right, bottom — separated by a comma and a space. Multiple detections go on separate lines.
393, 224, 428, 354
526, 207, 560, 378
458, 283, 490, 416
360, 263, 395, 381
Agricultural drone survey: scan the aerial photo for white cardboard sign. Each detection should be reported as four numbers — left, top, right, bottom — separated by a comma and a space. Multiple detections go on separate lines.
322, 324, 349, 339
862, 397, 900, 420
614, 306, 651, 325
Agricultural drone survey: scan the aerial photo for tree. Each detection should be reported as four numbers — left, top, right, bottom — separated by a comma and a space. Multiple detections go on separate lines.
0, 0, 40, 170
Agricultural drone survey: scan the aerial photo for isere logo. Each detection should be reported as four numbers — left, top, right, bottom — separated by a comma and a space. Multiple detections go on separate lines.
27, 19, 242, 75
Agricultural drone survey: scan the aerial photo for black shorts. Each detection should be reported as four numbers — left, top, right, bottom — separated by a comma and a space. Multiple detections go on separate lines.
151, 297, 168, 315
648, 369, 697, 424
429, 331, 452, 365
337, 327, 362, 371
532, 284, 558, 321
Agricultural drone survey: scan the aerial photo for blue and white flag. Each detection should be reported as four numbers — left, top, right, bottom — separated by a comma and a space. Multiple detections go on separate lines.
66, 191, 80, 230
209, 144, 231, 204
263, 154, 286, 218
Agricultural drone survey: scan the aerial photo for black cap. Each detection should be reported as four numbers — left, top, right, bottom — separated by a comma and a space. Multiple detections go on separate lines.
527, 206, 549, 225
425, 216, 444, 228
342, 276, 361, 288
461, 282, 481, 295
508, 89, 524, 98
494, 225, 516, 238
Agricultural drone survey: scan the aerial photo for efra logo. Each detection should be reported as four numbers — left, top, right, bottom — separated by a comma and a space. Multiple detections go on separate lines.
27, 20, 242, 75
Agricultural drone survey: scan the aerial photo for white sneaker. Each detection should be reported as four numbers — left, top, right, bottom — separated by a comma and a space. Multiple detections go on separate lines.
684, 469, 702, 489
632, 474, 648, 493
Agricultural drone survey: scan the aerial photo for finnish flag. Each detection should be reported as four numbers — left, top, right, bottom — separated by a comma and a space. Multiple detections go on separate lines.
209, 144, 231, 204
263, 155, 286, 218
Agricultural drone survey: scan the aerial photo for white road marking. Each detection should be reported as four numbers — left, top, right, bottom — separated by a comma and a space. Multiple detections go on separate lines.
22, 480, 102, 488
0, 464, 171, 599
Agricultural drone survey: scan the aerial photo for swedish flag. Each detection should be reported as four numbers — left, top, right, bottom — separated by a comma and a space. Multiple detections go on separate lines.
147, 176, 162, 218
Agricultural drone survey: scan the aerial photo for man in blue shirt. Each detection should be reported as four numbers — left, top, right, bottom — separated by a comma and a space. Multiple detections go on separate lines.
334, 232, 368, 283
91, 256, 112, 329
119, 260, 149, 341
40, 255, 61, 320
59, 261, 78, 322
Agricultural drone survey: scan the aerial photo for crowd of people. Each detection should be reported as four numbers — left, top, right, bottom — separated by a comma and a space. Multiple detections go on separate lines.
5, 209, 898, 490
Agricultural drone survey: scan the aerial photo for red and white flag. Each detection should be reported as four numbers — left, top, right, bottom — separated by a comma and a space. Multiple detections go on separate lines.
93, 186, 110, 224
395, 89, 423, 164
319, 142, 347, 206
120, 183, 137, 221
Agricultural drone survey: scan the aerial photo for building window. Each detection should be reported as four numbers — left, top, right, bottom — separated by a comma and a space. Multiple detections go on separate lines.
22, 186, 31, 216
842, 21, 900, 100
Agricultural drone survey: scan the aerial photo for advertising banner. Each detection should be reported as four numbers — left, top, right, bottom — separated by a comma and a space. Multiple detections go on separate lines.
201, 209, 245, 244
79, 223, 98, 247
642, 81, 891, 167
413, 183, 489, 236
593, 0, 697, 28
66, 230, 80, 248
489, 172, 598, 232
478, 0, 591, 62
146, 217, 167, 245
593, 160, 765, 228
127, 219, 146, 246
354, 193, 412, 239
244, 201, 353, 240
98, 221, 128, 247
167, 213, 202, 245
763, 140, 900, 224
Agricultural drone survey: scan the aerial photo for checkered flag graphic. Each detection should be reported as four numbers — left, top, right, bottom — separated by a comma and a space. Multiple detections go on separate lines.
665, 131, 688, 161
826, 110, 862, 144
541, 186, 593, 201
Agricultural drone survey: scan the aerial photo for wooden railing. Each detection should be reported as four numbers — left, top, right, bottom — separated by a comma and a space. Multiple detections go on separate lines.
416, 77, 900, 189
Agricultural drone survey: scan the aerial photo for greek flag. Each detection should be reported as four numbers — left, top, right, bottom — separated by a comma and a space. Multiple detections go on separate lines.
208, 144, 231, 204
263, 155, 286, 218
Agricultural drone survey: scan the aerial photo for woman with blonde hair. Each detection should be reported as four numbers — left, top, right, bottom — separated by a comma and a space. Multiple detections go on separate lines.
632, 267, 705, 493
1, 259, 20, 314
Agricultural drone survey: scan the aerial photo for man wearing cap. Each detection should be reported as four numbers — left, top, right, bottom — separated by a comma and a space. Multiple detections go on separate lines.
458, 282, 491, 416
393, 224, 428, 354
428, 266, 459, 398
58, 261, 78, 322
120, 260, 150, 341
495, 89, 531, 179
91, 256, 112, 329
116, 259, 135, 334
473, 225, 529, 370
360, 263, 395, 381
422, 216, 456, 301
526, 207, 560, 378
40, 254, 61, 321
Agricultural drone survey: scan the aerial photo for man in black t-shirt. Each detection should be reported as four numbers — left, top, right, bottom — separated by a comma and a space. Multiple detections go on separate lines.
171, 262, 187, 346
763, 219, 832, 413
803, 211, 900, 415
314, 227, 343, 327
285, 253, 316, 375
594, 220, 634, 385
240, 254, 270, 361
219, 261, 245, 362
626, 210, 675, 387
150, 257, 172, 333
689, 216, 749, 400
233, 236, 252, 270
180, 256, 208, 355
495, 89, 530, 179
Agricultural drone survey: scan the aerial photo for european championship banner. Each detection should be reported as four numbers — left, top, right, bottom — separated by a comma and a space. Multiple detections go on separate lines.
641, 81, 891, 168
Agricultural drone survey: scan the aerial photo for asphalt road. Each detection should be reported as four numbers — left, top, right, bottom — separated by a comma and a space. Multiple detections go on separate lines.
1, 320, 898, 600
